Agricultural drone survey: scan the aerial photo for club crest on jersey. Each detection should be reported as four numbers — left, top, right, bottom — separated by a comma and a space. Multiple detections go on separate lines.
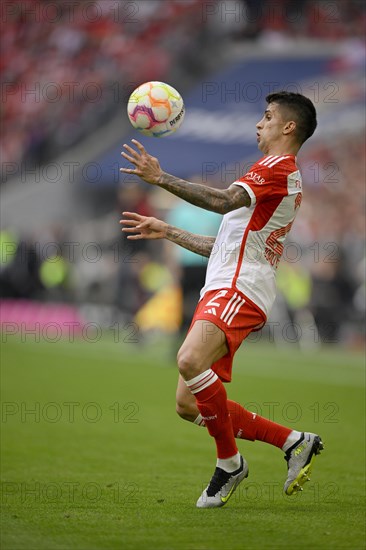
246, 171, 266, 185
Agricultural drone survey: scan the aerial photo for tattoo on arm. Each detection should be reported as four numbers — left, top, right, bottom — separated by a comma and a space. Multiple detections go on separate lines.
166, 225, 216, 257
158, 173, 249, 214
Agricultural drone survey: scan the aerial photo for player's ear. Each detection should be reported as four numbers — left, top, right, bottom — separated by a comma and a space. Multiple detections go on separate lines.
283, 120, 296, 135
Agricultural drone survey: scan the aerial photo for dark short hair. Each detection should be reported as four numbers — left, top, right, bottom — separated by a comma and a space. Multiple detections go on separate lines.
266, 91, 317, 144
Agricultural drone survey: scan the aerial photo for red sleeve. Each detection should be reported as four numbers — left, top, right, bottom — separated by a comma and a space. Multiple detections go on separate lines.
232, 160, 290, 206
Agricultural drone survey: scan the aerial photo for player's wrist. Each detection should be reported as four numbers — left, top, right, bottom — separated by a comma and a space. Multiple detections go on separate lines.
165, 224, 179, 242
160, 221, 169, 238
157, 171, 173, 187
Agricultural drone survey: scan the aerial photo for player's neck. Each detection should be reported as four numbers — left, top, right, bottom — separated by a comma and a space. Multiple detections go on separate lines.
265, 142, 299, 157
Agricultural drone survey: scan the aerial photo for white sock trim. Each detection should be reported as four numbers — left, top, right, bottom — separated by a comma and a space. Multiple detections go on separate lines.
194, 414, 205, 427
185, 369, 218, 395
217, 451, 241, 473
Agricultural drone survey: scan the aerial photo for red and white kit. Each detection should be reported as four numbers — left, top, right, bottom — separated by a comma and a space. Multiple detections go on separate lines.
191, 154, 303, 380
203, 154, 302, 316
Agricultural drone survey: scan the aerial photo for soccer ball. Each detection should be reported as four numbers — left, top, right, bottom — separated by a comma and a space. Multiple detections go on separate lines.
127, 81, 185, 137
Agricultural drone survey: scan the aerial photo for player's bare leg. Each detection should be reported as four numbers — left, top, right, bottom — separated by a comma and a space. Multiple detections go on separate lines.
177, 320, 248, 508
176, 376, 198, 422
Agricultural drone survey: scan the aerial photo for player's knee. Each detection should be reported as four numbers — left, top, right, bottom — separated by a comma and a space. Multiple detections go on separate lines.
177, 346, 202, 379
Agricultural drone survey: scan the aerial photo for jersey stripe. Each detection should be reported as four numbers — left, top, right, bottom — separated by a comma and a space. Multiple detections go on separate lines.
258, 155, 291, 168
267, 155, 290, 168
258, 155, 277, 166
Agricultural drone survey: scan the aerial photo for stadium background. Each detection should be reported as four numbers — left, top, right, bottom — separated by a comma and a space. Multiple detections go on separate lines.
1, 1, 365, 549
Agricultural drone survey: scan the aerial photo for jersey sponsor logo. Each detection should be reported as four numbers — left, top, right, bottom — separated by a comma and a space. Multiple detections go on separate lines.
245, 171, 266, 185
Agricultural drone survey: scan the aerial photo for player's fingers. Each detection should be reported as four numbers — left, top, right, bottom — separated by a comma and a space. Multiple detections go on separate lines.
121, 212, 142, 220
119, 218, 139, 224
123, 143, 140, 158
121, 151, 137, 164
121, 227, 140, 233
131, 139, 146, 153
119, 220, 139, 226
120, 167, 139, 174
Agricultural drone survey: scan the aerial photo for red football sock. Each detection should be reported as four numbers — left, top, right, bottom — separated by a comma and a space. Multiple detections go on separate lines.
186, 370, 238, 459
227, 400, 291, 449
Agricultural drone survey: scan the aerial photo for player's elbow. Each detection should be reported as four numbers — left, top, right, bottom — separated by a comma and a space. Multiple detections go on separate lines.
218, 186, 250, 214
214, 193, 234, 215
217, 197, 238, 215
216, 189, 246, 214
218, 201, 234, 215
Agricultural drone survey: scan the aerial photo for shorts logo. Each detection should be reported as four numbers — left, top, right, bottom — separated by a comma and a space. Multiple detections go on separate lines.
204, 290, 245, 326
204, 307, 217, 316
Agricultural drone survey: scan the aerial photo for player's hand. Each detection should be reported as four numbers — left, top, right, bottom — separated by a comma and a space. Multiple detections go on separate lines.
120, 139, 163, 185
119, 212, 168, 240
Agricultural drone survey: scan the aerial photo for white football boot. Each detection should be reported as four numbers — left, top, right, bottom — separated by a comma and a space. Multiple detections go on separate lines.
196, 455, 249, 508
284, 432, 324, 495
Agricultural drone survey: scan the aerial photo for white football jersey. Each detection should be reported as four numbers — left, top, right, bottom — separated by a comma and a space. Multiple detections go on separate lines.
201, 155, 303, 317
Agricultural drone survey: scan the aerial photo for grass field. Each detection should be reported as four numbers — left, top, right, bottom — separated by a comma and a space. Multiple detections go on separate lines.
1, 335, 365, 550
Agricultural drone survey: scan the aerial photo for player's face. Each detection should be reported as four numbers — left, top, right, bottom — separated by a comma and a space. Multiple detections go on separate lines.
256, 103, 287, 154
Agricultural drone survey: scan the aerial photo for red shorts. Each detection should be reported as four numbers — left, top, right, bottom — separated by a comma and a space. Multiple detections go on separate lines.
189, 288, 266, 383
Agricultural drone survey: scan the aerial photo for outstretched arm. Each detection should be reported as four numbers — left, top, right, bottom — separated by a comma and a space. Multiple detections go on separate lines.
120, 212, 216, 258
157, 173, 249, 215
120, 140, 250, 214
165, 226, 216, 258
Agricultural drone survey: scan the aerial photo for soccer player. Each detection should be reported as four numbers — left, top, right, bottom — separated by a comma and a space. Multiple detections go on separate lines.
120, 91, 323, 508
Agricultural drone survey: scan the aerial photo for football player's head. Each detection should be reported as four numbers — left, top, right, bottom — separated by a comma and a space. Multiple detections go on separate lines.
265, 91, 317, 145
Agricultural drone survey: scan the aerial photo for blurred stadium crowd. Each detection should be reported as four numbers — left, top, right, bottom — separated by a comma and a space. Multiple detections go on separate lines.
1, 0, 209, 173
1, 0, 365, 349
2, 0, 365, 174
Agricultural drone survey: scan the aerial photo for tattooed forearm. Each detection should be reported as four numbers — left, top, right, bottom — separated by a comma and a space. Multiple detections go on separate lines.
166, 225, 216, 257
158, 173, 249, 214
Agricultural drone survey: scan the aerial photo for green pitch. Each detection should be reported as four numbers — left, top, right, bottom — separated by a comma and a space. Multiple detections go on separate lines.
1, 335, 365, 550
